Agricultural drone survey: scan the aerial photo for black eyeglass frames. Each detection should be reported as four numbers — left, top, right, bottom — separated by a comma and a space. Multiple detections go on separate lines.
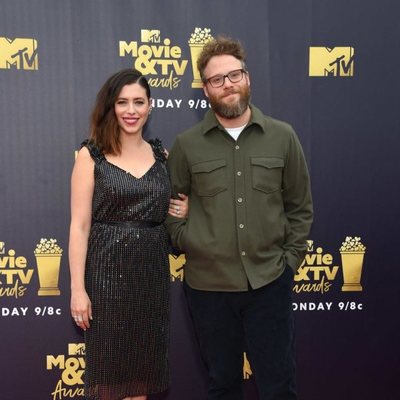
205, 69, 247, 88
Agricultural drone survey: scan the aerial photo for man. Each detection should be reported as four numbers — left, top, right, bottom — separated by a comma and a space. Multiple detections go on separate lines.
166, 36, 313, 400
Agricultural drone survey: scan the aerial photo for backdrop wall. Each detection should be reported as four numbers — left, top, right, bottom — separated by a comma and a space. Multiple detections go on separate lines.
1, 1, 399, 399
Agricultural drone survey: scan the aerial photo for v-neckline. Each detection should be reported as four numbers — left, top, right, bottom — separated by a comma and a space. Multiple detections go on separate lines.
104, 158, 157, 180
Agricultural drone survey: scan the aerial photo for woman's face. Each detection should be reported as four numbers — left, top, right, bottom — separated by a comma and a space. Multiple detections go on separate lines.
114, 82, 151, 136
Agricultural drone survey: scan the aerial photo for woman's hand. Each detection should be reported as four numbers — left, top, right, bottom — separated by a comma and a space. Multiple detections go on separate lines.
169, 193, 189, 218
71, 289, 92, 331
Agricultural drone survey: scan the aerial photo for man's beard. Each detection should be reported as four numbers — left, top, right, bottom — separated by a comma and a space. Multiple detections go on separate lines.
208, 85, 251, 119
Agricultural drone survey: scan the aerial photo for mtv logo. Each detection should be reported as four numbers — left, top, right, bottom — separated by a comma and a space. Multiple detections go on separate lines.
243, 352, 252, 379
0, 37, 38, 70
0, 242, 5, 254
169, 254, 185, 282
68, 343, 85, 356
141, 30, 161, 43
309, 47, 354, 77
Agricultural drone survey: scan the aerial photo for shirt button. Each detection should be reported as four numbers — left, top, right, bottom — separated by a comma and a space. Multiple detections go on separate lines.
239, 224, 244, 229
237, 171, 242, 176
235, 145, 240, 150
241, 251, 246, 256
237, 197, 243, 203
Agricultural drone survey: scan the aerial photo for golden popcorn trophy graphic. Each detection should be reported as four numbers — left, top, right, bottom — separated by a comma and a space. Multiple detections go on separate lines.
188, 28, 213, 88
34, 238, 63, 296
339, 236, 366, 291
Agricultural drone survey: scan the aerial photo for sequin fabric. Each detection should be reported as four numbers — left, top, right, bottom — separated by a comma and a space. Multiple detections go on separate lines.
82, 138, 171, 399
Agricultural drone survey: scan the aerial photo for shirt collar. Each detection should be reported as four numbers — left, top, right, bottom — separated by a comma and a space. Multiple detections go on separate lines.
201, 104, 267, 135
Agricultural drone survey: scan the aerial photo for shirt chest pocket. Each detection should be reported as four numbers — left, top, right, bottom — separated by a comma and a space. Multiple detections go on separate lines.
251, 156, 284, 194
191, 159, 227, 197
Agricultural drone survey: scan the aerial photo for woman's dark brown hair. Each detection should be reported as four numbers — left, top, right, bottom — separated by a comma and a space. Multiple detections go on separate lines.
89, 68, 151, 154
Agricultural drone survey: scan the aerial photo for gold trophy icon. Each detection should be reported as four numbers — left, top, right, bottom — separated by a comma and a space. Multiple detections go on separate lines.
188, 27, 213, 88
339, 236, 366, 291
34, 238, 62, 296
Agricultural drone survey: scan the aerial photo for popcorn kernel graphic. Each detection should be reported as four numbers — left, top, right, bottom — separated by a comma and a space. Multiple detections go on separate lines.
34, 238, 63, 296
339, 236, 366, 291
188, 28, 213, 88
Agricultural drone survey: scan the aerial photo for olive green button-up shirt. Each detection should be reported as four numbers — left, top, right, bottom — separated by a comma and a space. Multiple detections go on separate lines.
166, 105, 313, 291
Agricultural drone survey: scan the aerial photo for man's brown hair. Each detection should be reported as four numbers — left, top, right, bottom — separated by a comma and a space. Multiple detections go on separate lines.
197, 36, 247, 82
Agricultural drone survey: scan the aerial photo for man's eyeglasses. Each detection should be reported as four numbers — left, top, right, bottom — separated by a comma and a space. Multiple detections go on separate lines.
205, 69, 247, 88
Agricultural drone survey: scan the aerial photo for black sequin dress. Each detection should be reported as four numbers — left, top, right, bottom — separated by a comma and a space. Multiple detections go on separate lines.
82, 139, 171, 399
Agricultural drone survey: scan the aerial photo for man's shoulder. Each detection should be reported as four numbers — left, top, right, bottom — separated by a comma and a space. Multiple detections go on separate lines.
266, 116, 295, 139
174, 117, 210, 146
251, 105, 295, 136
178, 121, 204, 138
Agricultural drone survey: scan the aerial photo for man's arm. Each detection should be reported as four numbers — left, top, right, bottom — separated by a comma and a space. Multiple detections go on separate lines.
282, 130, 313, 271
165, 137, 191, 251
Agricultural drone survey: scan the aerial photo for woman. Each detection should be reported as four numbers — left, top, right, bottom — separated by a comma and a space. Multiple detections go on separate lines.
69, 69, 187, 400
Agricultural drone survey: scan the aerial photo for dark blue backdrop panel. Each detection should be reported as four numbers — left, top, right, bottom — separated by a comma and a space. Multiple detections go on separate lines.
1, 1, 399, 399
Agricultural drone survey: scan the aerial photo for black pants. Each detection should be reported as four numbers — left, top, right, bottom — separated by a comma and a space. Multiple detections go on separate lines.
184, 265, 296, 400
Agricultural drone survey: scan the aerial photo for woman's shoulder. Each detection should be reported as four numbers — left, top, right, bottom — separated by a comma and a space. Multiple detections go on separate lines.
80, 139, 105, 162
148, 137, 167, 163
